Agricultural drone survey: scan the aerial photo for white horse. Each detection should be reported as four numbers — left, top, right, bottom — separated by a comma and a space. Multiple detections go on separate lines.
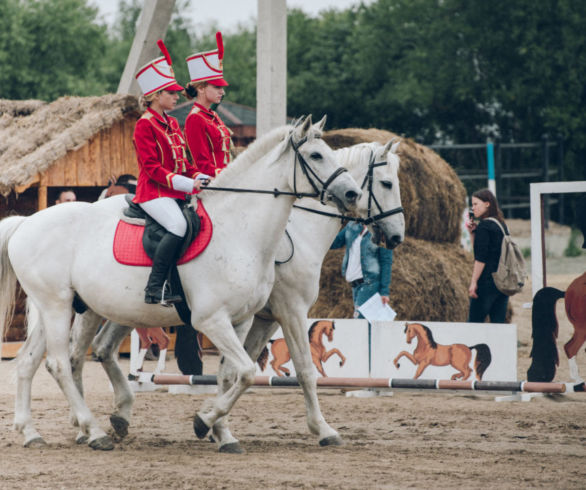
22, 139, 404, 451
0, 116, 362, 452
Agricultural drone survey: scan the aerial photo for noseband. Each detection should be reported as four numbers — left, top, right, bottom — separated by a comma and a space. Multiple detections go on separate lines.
358, 149, 404, 226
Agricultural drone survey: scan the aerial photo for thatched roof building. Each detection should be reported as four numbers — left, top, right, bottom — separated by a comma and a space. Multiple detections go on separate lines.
0, 94, 141, 211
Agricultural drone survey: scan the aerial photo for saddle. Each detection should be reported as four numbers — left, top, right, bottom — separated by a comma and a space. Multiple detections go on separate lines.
110, 196, 213, 326
113, 195, 212, 266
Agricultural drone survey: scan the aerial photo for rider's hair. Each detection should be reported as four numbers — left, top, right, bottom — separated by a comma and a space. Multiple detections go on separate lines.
184, 81, 209, 100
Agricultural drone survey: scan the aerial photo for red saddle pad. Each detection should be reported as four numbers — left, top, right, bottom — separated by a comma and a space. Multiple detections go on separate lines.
113, 202, 213, 266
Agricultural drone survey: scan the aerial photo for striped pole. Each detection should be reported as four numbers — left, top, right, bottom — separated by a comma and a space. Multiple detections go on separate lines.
146, 373, 585, 395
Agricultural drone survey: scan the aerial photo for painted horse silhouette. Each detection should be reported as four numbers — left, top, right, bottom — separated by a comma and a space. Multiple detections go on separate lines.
393, 322, 492, 380
527, 273, 586, 384
257, 320, 346, 377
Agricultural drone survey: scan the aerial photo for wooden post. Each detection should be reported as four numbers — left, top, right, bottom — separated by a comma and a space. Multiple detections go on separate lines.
256, 0, 287, 137
117, 0, 176, 96
38, 185, 48, 210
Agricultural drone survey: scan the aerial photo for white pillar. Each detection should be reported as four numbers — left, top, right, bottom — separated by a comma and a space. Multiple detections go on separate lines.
117, 0, 176, 96
256, 0, 287, 137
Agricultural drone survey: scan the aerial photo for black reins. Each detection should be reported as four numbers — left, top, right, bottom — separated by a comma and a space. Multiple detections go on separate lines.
199, 134, 348, 204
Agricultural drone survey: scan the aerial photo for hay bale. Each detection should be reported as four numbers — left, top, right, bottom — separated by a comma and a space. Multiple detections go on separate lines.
309, 237, 473, 322
323, 128, 467, 244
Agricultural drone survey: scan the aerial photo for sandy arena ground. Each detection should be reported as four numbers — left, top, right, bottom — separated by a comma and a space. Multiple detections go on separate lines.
0, 258, 585, 489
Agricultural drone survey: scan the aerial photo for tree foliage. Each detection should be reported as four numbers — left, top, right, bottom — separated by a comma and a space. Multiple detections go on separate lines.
0, 0, 584, 179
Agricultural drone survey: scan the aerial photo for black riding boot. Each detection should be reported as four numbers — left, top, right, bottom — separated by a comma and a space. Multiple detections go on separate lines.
144, 232, 184, 306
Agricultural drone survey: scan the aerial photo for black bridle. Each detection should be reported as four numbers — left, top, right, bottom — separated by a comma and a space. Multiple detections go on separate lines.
293, 148, 404, 225
199, 133, 349, 204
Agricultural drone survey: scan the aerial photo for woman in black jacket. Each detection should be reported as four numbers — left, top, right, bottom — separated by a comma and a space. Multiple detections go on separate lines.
465, 188, 509, 323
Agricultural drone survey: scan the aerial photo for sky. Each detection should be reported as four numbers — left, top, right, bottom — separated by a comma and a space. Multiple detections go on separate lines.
92, 0, 374, 32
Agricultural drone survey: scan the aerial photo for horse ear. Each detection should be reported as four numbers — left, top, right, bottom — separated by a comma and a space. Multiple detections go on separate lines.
391, 138, 401, 154
380, 139, 393, 158
313, 115, 327, 132
292, 114, 313, 144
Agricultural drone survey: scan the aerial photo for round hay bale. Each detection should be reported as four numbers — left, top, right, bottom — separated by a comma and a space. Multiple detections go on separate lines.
323, 128, 467, 244
309, 237, 473, 322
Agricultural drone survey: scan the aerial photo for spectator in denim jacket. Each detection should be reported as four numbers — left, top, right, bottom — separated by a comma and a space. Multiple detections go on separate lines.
331, 222, 394, 318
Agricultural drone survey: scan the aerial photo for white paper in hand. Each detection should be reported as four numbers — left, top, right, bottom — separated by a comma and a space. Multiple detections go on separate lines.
358, 293, 397, 322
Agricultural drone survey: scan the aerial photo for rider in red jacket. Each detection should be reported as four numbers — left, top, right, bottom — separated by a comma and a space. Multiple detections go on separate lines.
133, 40, 208, 306
184, 32, 232, 178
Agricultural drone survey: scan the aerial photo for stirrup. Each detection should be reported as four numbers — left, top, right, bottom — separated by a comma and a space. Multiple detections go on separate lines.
145, 281, 182, 307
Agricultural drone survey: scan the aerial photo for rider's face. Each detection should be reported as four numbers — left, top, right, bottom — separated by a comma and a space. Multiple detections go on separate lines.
157, 90, 180, 112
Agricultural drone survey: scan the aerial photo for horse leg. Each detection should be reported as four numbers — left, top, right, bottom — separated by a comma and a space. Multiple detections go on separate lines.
322, 348, 346, 367
40, 302, 113, 450
394, 351, 418, 369
210, 315, 281, 452
450, 347, 472, 381
208, 319, 254, 453
13, 303, 49, 448
69, 309, 104, 444
193, 316, 256, 449
153, 328, 170, 374
413, 360, 430, 379
564, 329, 586, 383
276, 310, 342, 446
91, 321, 134, 438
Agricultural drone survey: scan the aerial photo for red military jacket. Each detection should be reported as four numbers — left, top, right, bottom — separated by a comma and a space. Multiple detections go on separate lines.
184, 102, 232, 177
132, 107, 199, 203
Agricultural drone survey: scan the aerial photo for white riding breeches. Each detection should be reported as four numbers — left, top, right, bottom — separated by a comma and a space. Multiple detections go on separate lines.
139, 197, 187, 237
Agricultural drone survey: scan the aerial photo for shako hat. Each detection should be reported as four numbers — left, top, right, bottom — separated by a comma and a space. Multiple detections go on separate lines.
186, 32, 229, 87
135, 39, 184, 95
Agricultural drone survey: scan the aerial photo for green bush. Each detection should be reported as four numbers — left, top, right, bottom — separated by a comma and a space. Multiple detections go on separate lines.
564, 228, 584, 257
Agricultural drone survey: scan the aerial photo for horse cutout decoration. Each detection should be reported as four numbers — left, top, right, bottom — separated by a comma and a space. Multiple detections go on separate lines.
393, 322, 492, 381
2, 116, 362, 452
528, 275, 586, 385
10, 138, 404, 451
132, 327, 170, 375
258, 320, 346, 377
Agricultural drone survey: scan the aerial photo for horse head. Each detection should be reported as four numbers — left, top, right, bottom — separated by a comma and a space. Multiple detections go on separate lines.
286, 115, 362, 213
341, 140, 405, 250
405, 322, 416, 344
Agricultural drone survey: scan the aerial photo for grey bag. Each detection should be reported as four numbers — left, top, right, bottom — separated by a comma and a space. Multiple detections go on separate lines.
487, 218, 527, 296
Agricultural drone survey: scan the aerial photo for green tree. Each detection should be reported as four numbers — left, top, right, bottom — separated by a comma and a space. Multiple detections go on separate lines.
0, 0, 111, 100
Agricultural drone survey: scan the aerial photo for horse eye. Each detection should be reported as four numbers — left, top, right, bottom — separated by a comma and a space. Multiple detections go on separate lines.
310, 152, 323, 161
381, 180, 393, 189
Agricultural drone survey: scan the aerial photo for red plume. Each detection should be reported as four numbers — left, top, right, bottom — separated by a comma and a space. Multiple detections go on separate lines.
216, 31, 224, 60
157, 39, 173, 66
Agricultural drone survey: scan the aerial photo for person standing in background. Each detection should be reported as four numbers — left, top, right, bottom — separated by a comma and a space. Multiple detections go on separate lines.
330, 222, 394, 318
465, 188, 509, 323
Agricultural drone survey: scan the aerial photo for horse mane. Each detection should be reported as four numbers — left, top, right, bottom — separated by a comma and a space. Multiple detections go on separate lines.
335, 143, 377, 174
307, 319, 322, 340
419, 324, 438, 349
209, 124, 292, 187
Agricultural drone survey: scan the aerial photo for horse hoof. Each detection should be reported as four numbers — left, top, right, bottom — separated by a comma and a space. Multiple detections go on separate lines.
219, 442, 245, 454
110, 415, 129, 439
89, 435, 114, 451
193, 415, 210, 439
24, 437, 47, 448
75, 434, 89, 445
319, 435, 344, 447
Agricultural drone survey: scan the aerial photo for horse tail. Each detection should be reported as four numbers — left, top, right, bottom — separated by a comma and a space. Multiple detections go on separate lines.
527, 287, 565, 382
257, 345, 269, 371
0, 216, 26, 352
469, 344, 492, 380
